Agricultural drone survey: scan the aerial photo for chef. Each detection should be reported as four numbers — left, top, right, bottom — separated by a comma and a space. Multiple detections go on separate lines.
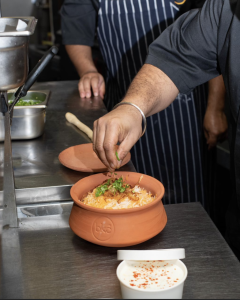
61, 0, 227, 211
92, 0, 240, 259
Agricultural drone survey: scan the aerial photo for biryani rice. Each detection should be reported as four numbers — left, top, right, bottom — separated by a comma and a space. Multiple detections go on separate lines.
80, 184, 156, 209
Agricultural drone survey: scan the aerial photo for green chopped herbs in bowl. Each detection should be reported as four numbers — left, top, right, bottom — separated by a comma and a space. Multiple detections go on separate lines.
8, 99, 43, 106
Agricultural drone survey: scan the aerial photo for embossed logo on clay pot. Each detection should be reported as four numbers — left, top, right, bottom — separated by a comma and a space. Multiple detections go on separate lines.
92, 217, 115, 241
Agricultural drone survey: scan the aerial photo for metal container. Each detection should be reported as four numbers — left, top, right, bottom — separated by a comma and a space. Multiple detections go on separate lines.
0, 17, 37, 91
0, 90, 50, 141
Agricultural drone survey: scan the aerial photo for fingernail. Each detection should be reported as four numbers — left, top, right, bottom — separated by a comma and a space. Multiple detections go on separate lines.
80, 94, 84, 98
94, 92, 98, 97
110, 163, 115, 170
86, 93, 90, 97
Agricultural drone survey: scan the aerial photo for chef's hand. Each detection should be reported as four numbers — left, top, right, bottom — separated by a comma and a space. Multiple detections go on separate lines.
79, 72, 105, 99
93, 105, 142, 172
203, 107, 228, 150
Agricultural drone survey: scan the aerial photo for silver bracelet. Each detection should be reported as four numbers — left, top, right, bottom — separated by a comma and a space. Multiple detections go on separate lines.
112, 102, 147, 137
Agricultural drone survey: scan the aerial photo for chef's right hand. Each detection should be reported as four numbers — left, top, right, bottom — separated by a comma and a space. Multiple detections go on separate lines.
93, 105, 143, 172
78, 72, 105, 99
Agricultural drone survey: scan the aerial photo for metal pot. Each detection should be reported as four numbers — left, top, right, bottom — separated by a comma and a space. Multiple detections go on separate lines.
0, 90, 50, 141
0, 17, 37, 91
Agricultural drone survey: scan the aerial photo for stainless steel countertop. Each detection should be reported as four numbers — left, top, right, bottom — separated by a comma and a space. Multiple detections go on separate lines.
2, 202, 240, 299
1, 81, 240, 299
0, 81, 135, 203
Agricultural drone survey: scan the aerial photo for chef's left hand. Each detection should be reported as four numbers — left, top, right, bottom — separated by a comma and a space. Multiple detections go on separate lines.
203, 107, 228, 150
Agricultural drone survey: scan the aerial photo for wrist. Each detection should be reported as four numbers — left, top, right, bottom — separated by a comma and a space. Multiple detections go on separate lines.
79, 69, 99, 78
207, 96, 225, 112
113, 102, 147, 137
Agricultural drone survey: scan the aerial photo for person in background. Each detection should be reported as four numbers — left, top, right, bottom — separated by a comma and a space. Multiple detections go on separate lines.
61, 0, 227, 213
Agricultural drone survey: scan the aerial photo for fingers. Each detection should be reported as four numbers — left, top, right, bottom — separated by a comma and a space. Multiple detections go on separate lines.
206, 132, 218, 150
116, 133, 139, 168
83, 76, 92, 98
99, 80, 105, 99
78, 73, 105, 99
79, 77, 91, 98
93, 105, 142, 171
91, 76, 100, 97
93, 118, 119, 172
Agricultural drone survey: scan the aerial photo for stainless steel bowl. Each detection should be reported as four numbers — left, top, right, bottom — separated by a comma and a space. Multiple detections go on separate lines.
0, 17, 37, 91
0, 90, 50, 141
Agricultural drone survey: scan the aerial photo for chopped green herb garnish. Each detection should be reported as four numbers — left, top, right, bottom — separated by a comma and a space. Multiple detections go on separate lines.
95, 179, 111, 197
95, 177, 129, 197
115, 151, 120, 161
8, 100, 43, 106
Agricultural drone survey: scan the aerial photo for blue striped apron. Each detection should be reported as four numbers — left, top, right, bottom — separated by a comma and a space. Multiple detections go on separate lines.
97, 0, 215, 208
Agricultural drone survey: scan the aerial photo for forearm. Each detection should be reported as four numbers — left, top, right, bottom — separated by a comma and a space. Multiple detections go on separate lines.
122, 64, 179, 117
65, 45, 97, 78
203, 75, 227, 149
207, 75, 226, 111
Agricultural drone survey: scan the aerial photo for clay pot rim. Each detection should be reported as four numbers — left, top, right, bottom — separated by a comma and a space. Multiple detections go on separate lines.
70, 171, 165, 215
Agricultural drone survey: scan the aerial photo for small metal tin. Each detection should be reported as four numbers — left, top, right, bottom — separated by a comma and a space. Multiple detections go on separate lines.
0, 90, 50, 141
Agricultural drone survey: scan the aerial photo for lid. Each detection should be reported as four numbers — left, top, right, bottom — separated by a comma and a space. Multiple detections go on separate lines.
0, 17, 37, 37
117, 248, 185, 261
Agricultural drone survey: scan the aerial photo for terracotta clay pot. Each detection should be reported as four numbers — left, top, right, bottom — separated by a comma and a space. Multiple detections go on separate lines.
69, 172, 167, 247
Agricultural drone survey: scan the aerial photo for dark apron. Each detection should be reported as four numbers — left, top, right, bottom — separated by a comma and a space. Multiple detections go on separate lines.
97, 0, 214, 208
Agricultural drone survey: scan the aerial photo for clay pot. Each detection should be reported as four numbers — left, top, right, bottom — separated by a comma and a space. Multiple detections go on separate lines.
69, 172, 167, 247
59, 143, 131, 172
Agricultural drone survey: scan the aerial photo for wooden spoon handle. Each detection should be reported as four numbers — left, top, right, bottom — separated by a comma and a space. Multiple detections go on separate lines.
65, 112, 93, 141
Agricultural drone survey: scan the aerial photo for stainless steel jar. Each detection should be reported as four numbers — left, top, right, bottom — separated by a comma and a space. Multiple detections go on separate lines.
0, 17, 37, 91
0, 90, 50, 141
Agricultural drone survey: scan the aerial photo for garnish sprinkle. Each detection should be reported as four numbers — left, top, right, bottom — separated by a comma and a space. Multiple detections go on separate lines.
95, 177, 129, 197
115, 151, 120, 161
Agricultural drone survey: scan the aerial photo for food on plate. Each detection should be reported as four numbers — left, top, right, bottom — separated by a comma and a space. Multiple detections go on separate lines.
119, 260, 184, 290
80, 175, 155, 209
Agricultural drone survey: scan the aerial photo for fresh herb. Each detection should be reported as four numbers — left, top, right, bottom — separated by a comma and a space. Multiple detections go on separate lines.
112, 177, 129, 193
8, 100, 42, 106
95, 179, 111, 197
115, 151, 120, 161
95, 177, 129, 197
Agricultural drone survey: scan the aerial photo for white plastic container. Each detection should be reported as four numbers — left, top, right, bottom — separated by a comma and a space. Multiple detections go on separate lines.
116, 249, 188, 299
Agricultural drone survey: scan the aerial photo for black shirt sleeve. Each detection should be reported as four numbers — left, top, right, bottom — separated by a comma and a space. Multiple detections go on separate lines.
145, 0, 224, 94
179, 0, 207, 12
61, 0, 99, 46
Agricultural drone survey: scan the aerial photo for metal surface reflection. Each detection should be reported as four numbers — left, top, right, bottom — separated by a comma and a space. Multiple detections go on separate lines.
0, 81, 135, 200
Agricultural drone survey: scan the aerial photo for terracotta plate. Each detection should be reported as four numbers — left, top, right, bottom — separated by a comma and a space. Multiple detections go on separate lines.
58, 143, 131, 172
